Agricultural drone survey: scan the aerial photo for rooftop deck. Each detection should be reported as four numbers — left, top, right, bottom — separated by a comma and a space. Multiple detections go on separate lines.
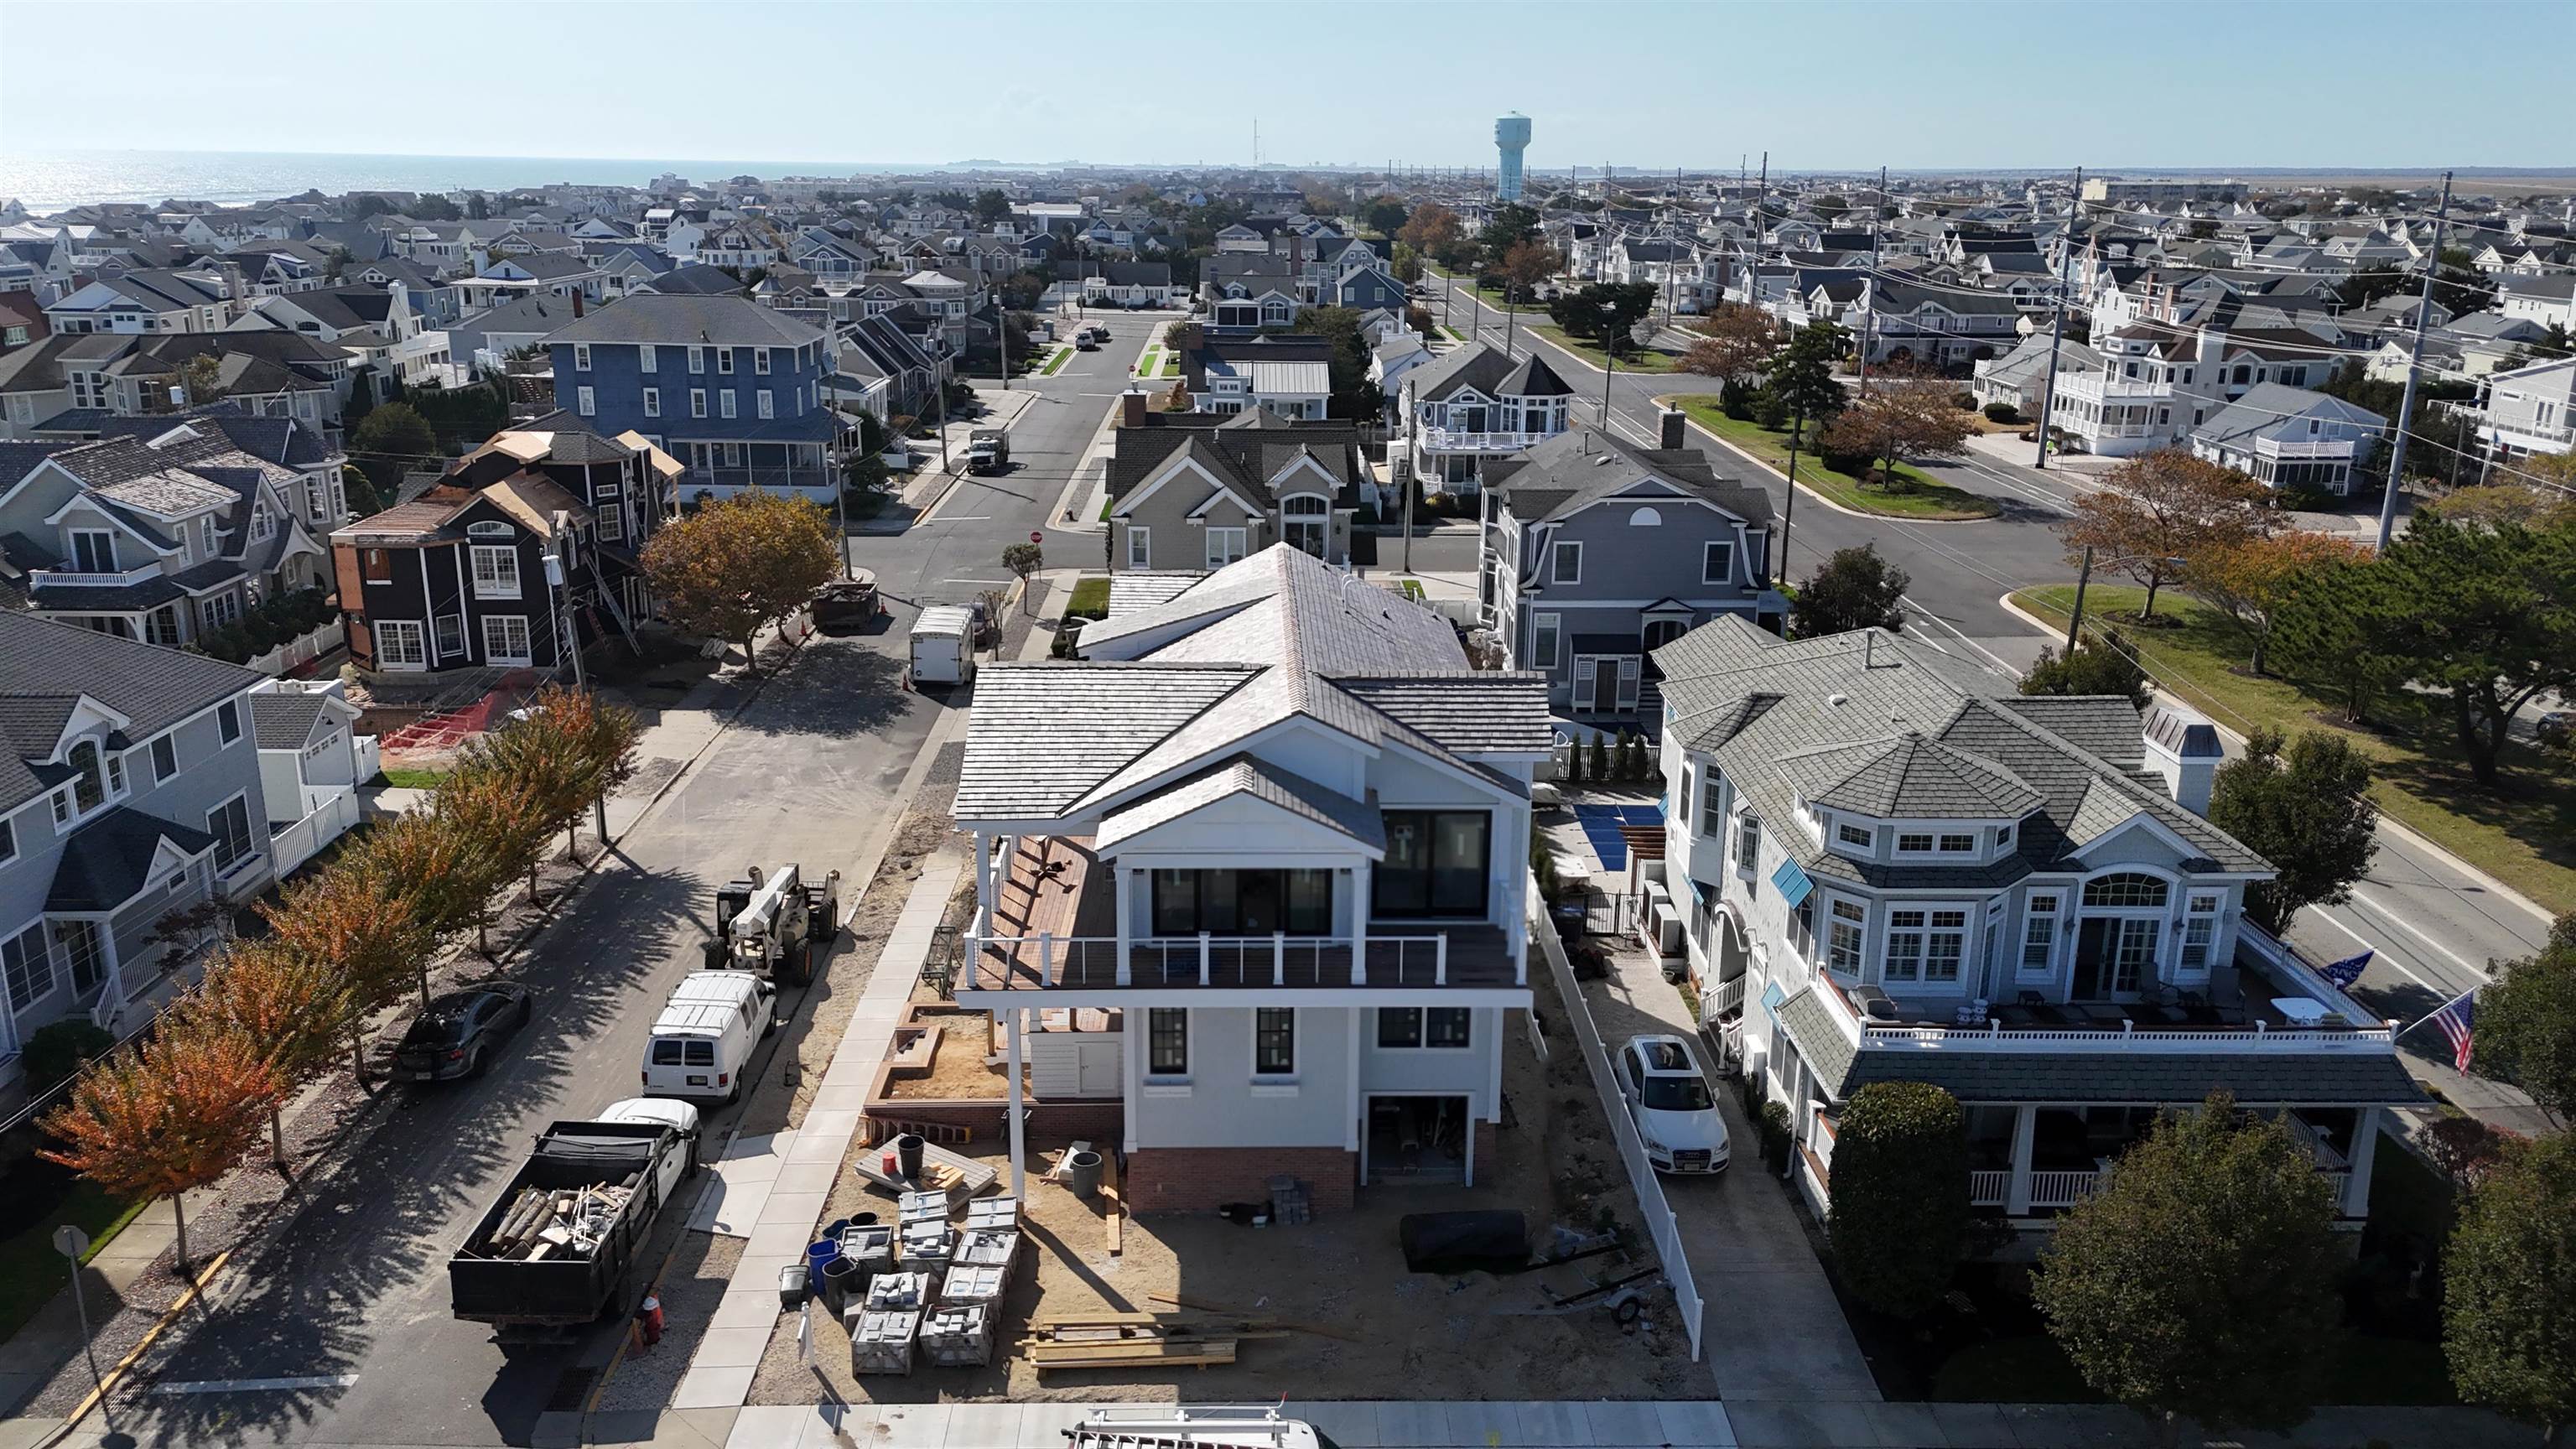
963, 835, 1521, 994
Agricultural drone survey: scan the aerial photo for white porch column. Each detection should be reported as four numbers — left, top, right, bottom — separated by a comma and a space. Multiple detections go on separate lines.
1006, 1007, 1027, 1199
2006, 1104, 2038, 1218
971, 833, 994, 939
2342, 1107, 2381, 1219
1122, 1006, 1142, 1155
1351, 864, 1370, 985
1114, 868, 1135, 986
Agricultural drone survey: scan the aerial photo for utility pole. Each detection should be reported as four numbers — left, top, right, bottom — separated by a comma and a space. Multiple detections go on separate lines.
825, 319, 849, 579
1776, 401, 1804, 591
2064, 544, 2096, 652
2033, 165, 2084, 470
2376, 169, 2452, 551
1402, 377, 1416, 575
1857, 164, 1886, 397
1601, 306, 1618, 429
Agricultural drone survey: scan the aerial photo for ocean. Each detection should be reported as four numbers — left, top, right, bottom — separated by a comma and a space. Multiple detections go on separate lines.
0, 148, 917, 214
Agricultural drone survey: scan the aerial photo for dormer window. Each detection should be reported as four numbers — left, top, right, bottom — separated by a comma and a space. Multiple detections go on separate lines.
1938, 834, 1976, 853
1836, 823, 1873, 850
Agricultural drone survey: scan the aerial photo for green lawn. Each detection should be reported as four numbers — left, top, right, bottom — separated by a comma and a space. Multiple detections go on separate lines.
1667, 397, 2002, 521
1065, 576, 1112, 621
1439, 325, 1465, 343
0, 1182, 148, 1343
1039, 346, 1073, 377
378, 766, 448, 790
2011, 584, 2576, 916
1530, 325, 1685, 374
1160, 355, 1182, 378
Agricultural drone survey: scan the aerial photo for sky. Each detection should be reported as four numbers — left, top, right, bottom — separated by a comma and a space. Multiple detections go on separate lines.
3, 0, 2572, 174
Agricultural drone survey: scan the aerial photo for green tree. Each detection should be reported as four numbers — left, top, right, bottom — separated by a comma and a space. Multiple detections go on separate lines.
2266, 558, 2408, 724
973, 189, 1011, 226
340, 462, 385, 519
2034, 1094, 2344, 1440
1810, 194, 1851, 221
2056, 449, 2266, 621
465, 191, 490, 220
1360, 196, 1409, 238
2472, 914, 2576, 1120
639, 491, 839, 674
2444, 1131, 2576, 1439
1587, 731, 1610, 782
2020, 630, 2150, 709
1289, 306, 1380, 419
350, 402, 438, 470
2371, 508, 2576, 787
172, 352, 227, 409
1002, 541, 1044, 612
2207, 728, 2380, 932
1826, 1082, 1971, 1318
411, 193, 462, 221
1790, 544, 1908, 638
1478, 202, 1540, 267
1547, 282, 1657, 359
1389, 242, 1424, 285
1762, 323, 1850, 441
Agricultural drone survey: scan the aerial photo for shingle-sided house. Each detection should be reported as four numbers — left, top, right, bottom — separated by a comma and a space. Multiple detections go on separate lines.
1481, 419, 1783, 726
1105, 398, 1373, 572
955, 544, 1551, 1209
1394, 342, 1576, 491
1649, 619, 2420, 1244
2185, 383, 2386, 496
2476, 356, 2575, 460
0, 610, 276, 1083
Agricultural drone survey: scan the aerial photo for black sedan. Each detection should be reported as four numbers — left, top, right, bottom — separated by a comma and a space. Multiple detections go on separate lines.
392, 983, 534, 1083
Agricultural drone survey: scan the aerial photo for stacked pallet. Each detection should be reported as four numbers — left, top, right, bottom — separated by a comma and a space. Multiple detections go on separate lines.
865, 1272, 933, 1311
1024, 1314, 1264, 1374
470, 1182, 633, 1261
920, 1302, 995, 1367
1266, 1175, 1311, 1226
849, 1308, 919, 1376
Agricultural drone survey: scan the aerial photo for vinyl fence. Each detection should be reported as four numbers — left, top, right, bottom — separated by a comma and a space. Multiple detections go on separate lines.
1530, 872, 1706, 1360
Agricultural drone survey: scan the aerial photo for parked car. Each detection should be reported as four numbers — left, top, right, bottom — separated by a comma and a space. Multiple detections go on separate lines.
395, 984, 536, 1083
1092, 323, 1111, 340
2537, 709, 2571, 751
1612, 1034, 1729, 1174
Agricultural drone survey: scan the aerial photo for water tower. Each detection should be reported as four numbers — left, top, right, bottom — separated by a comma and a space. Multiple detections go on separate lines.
1494, 114, 1531, 201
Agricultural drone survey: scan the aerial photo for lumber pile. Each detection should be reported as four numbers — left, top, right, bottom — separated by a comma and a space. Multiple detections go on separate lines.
1025, 1315, 1244, 1373
469, 1182, 632, 1260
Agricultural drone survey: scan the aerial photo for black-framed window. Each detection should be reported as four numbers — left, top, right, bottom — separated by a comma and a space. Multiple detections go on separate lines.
1147, 1008, 1188, 1076
1703, 539, 1735, 584
217, 700, 241, 745
1376, 1006, 1472, 1049
1255, 1008, 1295, 1075
1150, 869, 1332, 936
1373, 812, 1490, 917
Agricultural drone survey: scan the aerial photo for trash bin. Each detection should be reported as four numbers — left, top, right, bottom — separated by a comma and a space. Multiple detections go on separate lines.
1552, 901, 1588, 939
1063, 1149, 1104, 1201
895, 1133, 926, 1182
778, 1262, 810, 1308
806, 1239, 842, 1297
821, 1255, 864, 1315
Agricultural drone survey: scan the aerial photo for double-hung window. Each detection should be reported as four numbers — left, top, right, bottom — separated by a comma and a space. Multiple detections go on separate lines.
1126, 527, 1150, 569
470, 544, 521, 599
575, 385, 595, 417
756, 389, 773, 420
754, 347, 771, 375
151, 735, 177, 782
1550, 540, 1581, 584
717, 348, 734, 375
642, 387, 660, 418
639, 344, 657, 372
1924, 910, 1967, 982
719, 392, 737, 419
1702, 539, 1735, 584
688, 345, 704, 374
2181, 894, 2220, 969
1885, 909, 1927, 982
2021, 895, 2058, 974
1254, 1009, 1295, 1077
1530, 612, 1560, 670
691, 388, 708, 418
1699, 769, 1725, 836
1734, 813, 1760, 873
573, 343, 591, 372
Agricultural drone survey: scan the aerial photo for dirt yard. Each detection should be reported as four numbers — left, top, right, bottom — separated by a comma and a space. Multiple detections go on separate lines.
882, 1002, 1022, 1100
745, 975, 1704, 1405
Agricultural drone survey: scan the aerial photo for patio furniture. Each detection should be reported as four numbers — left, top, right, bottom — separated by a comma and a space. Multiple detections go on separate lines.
1993, 1004, 2038, 1027
2076, 1002, 2130, 1029
2177, 990, 2220, 1026
2015, 991, 2068, 1026
2271, 996, 2329, 1026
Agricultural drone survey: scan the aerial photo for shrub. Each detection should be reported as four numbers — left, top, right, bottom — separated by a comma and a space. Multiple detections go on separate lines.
23, 1021, 117, 1096
1826, 1082, 1971, 1317
1951, 392, 1977, 411
1758, 1099, 1793, 1173
1983, 402, 2022, 423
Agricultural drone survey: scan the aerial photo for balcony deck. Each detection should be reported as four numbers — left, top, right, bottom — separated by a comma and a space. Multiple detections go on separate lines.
964, 835, 1520, 993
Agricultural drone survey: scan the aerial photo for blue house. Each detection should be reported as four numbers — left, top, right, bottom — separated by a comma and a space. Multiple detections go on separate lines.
543, 294, 835, 503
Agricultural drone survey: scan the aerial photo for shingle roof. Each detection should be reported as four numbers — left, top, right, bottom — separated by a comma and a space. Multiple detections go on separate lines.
540, 293, 818, 347
1405, 342, 1575, 403
1330, 675, 1555, 754
249, 691, 328, 750
1096, 753, 1384, 853
47, 807, 221, 912
0, 611, 260, 812
1779, 732, 2045, 819
954, 663, 1259, 820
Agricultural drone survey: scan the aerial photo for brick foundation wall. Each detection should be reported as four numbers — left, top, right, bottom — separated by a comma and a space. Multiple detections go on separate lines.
1125, 1145, 1358, 1214
864, 1098, 1122, 1149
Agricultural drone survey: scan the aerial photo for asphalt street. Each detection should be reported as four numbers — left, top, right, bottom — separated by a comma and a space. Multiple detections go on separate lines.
108, 632, 940, 1449
1433, 274, 2557, 1052
847, 309, 1157, 613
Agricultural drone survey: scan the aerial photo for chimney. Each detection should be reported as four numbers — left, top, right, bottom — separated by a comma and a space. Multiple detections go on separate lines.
1119, 388, 1146, 428
2142, 702, 2224, 816
570, 289, 585, 319
1658, 406, 1685, 450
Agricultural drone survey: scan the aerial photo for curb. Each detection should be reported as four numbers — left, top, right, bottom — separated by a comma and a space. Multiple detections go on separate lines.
1659, 397, 1997, 527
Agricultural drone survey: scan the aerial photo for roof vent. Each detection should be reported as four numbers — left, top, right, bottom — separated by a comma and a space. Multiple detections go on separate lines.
1827, 693, 1848, 709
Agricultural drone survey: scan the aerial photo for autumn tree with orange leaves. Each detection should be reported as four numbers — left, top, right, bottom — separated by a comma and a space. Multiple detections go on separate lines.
2183, 530, 2371, 675
172, 940, 349, 1172
1679, 304, 1781, 387
41, 1027, 276, 1267
639, 491, 836, 675
478, 686, 641, 865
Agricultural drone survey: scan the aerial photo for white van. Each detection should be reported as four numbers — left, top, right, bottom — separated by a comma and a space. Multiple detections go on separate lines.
641, 972, 775, 1104
909, 605, 978, 688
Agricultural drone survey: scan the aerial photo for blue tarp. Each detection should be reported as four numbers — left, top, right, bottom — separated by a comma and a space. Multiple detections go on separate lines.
1571, 802, 1665, 873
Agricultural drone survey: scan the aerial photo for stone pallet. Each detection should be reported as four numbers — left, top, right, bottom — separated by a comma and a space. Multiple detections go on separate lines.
849, 1307, 919, 1375
920, 1302, 995, 1368
865, 1270, 935, 1312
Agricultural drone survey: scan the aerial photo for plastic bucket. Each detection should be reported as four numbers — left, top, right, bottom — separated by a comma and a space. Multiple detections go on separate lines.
805, 1239, 841, 1296
821, 1255, 863, 1314
896, 1134, 926, 1182
1064, 1149, 1104, 1201
823, 1218, 852, 1244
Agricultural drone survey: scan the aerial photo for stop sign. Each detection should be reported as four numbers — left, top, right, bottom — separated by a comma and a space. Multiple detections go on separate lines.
1030, 531, 1042, 543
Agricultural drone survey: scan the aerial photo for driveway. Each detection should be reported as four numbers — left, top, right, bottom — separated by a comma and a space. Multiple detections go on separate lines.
1545, 814, 1880, 1404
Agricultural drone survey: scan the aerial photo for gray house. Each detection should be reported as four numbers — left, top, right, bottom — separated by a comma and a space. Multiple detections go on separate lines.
0, 611, 273, 1083
1104, 396, 1372, 573
1481, 416, 1783, 727
1395, 343, 1576, 491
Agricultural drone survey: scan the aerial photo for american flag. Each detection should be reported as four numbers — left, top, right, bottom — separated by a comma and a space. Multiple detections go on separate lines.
2432, 991, 2476, 1073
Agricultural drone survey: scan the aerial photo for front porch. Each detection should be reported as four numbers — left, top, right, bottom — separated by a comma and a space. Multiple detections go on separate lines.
962, 835, 1523, 995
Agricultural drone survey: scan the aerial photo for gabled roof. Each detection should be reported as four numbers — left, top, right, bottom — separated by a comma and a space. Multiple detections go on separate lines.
1778, 731, 2046, 819
0, 611, 260, 813
541, 293, 816, 347
1488, 428, 1774, 528
1096, 753, 1384, 853
1405, 341, 1574, 403
48, 807, 219, 912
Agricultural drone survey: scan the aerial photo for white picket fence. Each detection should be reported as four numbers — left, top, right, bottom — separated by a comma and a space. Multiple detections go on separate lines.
352, 732, 382, 786
1530, 871, 1706, 1360
248, 620, 345, 678
273, 789, 361, 875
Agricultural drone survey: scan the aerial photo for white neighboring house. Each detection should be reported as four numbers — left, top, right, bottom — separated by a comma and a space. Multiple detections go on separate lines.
1394, 342, 1576, 491
2476, 356, 2576, 460
246, 678, 370, 875
2185, 383, 2386, 496
953, 545, 1549, 1212
2496, 273, 2576, 333
1649, 619, 2419, 1243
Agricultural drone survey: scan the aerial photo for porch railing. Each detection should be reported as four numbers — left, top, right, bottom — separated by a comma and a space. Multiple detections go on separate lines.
1968, 1169, 2011, 1208
1421, 428, 1555, 452
1702, 974, 1748, 1023
273, 790, 362, 877
2028, 1169, 2101, 1209
965, 932, 1462, 989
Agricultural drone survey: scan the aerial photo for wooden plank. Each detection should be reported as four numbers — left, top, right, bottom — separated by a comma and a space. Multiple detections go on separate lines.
1028, 1338, 1238, 1372
1101, 1146, 1122, 1257
1145, 1294, 1364, 1343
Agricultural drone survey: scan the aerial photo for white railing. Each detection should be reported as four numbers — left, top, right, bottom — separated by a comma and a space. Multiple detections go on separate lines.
272, 789, 361, 875
1815, 967, 2396, 1054
2060, 373, 2174, 400
963, 932, 1464, 989
1968, 1169, 2011, 1208
970, 934, 1124, 989
29, 564, 166, 589
352, 733, 382, 785
248, 620, 346, 678
2254, 437, 2358, 460
1421, 428, 1555, 452
2236, 919, 2386, 1026
1701, 974, 1747, 1025
2028, 1169, 2101, 1209
1531, 872, 1704, 1361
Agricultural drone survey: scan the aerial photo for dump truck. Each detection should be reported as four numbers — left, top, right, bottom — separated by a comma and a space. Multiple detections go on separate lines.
966, 428, 1010, 474
448, 1102, 698, 1343
704, 863, 841, 985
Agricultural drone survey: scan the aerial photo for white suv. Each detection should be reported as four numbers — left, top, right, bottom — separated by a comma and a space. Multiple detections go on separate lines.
1613, 1034, 1731, 1174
